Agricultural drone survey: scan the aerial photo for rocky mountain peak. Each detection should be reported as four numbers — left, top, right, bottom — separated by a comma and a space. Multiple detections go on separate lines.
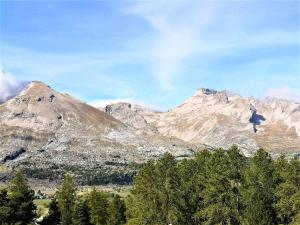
185, 88, 230, 105
0, 81, 120, 132
197, 88, 218, 95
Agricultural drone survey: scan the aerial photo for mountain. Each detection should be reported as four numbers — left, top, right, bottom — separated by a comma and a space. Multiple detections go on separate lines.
106, 88, 300, 156
0, 82, 195, 185
1, 83, 299, 185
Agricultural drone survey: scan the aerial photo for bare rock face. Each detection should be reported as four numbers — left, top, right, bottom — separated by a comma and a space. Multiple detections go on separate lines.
104, 102, 159, 135
103, 88, 300, 156
150, 89, 300, 156
0, 82, 195, 184
1, 82, 299, 185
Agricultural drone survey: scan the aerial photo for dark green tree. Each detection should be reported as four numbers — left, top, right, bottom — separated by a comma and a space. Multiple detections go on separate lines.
107, 194, 126, 225
242, 148, 278, 225
126, 153, 182, 225
73, 197, 91, 225
227, 145, 247, 219
275, 156, 300, 224
40, 198, 61, 225
0, 189, 12, 224
7, 170, 36, 225
177, 150, 211, 224
88, 188, 108, 225
57, 174, 76, 225
199, 148, 241, 225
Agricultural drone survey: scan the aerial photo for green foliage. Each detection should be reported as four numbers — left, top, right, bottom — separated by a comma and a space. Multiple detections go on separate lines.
107, 194, 126, 225
1, 146, 300, 225
73, 197, 91, 225
195, 146, 246, 225
40, 198, 61, 225
126, 153, 182, 225
0, 189, 12, 224
7, 170, 37, 225
242, 148, 278, 225
88, 188, 109, 225
57, 174, 76, 225
177, 156, 205, 224
274, 156, 300, 225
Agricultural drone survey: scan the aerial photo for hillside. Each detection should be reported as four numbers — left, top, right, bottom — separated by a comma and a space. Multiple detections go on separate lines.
106, 88, 300, 156
0, 82, 195, 185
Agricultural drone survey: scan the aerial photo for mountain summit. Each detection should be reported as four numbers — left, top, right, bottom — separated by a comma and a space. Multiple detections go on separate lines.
0, 83, 299, 185
0, 81, 194, 184
106, 88, 300, 156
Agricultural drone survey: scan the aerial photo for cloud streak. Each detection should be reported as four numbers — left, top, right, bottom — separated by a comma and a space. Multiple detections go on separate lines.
265, 86, 300, 103
0, 67, 28, 104
125, 2, 213, 90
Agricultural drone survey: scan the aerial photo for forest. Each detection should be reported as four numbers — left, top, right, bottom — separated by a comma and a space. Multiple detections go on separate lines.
0, 146, 299, 225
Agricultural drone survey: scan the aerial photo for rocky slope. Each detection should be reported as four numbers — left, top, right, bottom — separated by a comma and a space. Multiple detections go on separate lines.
105, 88, 300, 156
1, 83, 299, 185
0, 82, 195, 184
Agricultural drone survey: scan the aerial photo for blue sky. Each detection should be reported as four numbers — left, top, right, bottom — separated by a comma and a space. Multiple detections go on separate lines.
0, 0, 299, 109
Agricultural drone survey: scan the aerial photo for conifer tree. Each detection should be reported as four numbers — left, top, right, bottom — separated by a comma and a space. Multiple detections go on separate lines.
7, 170, 36, 225
242, 148, 278, 225
0, 188, 12, 224
57, 174, 76, 225
227, 145, 247, 218
73, 197, 91, 225
126, 153, 182, 225
275, 156, 300, 224
88, 188, 108, 225
40, 198, 61, 225
199, 148, 241, 225
107, 194, 126, 225
178, 155, 206, 224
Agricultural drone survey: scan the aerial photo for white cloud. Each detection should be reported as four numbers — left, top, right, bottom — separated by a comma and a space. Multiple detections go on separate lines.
88, 98, 136, 108
0, 67, 28, 104
124, 2, 213, 91
124, 2, 299, 92
265, 86, 300, 102
88, 97, 165, 111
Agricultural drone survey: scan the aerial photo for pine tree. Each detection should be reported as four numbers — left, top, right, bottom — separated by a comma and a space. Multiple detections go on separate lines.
275, 156, 300, 224
88, 188, 108, 225
107, 194, 126, 225
73, 197, 91, 225
40, 198, 61, 225
0, 188, 12, 224
126, 160, 157, 225
227, 145, 247, 219
57, 174, 76, 225
126, 153, 182, 225
177, 153, 207, 225
242, 148, 278, 225
199, 148, 241, 225
7, 170, 37, 225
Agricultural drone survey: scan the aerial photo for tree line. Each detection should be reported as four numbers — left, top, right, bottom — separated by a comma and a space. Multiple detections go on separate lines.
0, 172, 126, 225
0, 146, 299, 225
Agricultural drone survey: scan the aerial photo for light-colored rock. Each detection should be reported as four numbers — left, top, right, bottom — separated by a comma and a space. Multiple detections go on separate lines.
104, 88, 300, 155
0, 82, 195, 184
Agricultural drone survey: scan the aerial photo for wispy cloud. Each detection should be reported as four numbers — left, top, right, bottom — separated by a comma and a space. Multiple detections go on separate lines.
88, 97, 164, 111
124, 1, 299, 91
0, 66, 28, 103
1, 1, 299, 107
124, 2, 213, 90
265, 86, 300, 103
88, 97, 136, 108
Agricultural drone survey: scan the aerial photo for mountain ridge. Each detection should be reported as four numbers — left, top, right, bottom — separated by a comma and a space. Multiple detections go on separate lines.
104, 87, 300, 155
0, 82, 299, 185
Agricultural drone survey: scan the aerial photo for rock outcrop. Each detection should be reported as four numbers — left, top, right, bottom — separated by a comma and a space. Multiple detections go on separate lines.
0, 82, 195, 184
1, 83, 299, 185
103, 88, 300, 156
